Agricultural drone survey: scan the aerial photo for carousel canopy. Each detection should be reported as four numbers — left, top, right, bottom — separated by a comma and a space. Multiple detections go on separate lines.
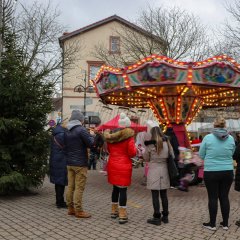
93, 55, 240, 126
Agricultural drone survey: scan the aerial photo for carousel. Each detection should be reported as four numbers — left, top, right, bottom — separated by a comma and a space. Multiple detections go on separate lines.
93, 54, 240, 147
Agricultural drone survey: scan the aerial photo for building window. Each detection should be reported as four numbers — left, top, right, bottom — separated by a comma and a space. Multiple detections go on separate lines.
87, 61, 104, 81
109, 36, 120, 54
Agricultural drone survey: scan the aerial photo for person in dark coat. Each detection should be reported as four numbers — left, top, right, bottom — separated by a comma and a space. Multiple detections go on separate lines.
165, 127, 180, 187
49, 123, 67, 208
88, 130, 104, 170
235, 132, 240, 146
65, 110, 94, 218
233, 143, 240, 226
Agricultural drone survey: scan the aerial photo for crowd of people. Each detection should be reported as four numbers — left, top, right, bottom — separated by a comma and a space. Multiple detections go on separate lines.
49, 111, 240, 230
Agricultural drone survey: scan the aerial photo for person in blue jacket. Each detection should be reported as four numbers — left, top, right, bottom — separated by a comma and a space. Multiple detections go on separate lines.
199, 117, 235, 231
49, 123, 67, 208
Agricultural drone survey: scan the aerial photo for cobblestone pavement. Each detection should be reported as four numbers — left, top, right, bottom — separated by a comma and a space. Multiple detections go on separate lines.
0, 168, 240, 240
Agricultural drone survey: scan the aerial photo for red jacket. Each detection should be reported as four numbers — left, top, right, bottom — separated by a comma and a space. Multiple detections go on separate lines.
104, 128, 137, 186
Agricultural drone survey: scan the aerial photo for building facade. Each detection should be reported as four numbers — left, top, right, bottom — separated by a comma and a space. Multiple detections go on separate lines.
59, 15, 155, 125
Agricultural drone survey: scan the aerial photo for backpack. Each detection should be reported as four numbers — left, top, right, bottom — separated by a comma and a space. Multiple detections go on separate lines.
94, 133, 104, 148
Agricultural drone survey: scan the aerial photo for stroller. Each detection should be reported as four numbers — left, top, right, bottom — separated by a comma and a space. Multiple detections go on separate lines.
178, 145, 203, 191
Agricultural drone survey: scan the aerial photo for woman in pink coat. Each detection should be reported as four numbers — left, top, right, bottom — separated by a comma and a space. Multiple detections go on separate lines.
103, 113, 137, 224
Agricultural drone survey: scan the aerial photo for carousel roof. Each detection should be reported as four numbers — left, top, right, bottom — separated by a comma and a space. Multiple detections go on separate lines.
93, 55, 240, 125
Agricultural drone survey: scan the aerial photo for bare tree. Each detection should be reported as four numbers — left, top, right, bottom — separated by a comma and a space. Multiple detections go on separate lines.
0, 0, 16, 60
13, 1, 82, 91
217, 0, 240, 60
93, 5, 211, 67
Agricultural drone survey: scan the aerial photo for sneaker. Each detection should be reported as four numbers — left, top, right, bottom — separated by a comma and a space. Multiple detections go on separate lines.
220, 222, 229, 230
202, 222, 216, 231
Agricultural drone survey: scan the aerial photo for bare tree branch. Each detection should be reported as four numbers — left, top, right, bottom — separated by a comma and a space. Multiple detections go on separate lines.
10, 0, 83, 94
218, 0, 240, 60
92, 5, 211, 67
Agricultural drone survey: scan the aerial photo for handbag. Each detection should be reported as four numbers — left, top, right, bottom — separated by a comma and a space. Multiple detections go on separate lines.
166, 140, 179, 180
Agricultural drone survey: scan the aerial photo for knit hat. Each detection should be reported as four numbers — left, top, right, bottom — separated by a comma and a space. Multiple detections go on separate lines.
69, 110, 84, 122
146, 120, 159, 133
118, 113, 131, 128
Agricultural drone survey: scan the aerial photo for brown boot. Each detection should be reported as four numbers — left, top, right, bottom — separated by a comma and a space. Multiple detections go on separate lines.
111, 203, 118, 219
68, 207, 75, 216
119, 207, 128, 224
75, 211, 91, 218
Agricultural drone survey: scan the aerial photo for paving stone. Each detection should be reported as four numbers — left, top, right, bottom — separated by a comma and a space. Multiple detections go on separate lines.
0, 168, 240, 240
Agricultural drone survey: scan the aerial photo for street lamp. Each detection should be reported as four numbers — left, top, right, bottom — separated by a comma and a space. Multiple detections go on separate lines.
74, 70, 95, 122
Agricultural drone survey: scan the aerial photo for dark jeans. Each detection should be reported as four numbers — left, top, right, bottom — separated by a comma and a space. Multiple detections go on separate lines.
151, 189, 168, 218
204, 170, 233, 226
112, 185, 127, 206
55, 184, 65, 206
88, 152, 99, 170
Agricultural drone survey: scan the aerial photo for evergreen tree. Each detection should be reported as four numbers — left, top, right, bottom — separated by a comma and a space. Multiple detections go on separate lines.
0, 0, 53, 194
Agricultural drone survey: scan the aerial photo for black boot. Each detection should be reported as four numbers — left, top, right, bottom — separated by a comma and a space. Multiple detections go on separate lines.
161, 211, 169, 224
147, 213, 161, 226
57, 202, 67, 208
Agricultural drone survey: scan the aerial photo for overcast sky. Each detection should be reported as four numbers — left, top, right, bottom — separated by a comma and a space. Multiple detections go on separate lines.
19, 0, 229, 34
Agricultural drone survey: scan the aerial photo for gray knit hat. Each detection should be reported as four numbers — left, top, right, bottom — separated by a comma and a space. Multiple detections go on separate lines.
69, 110, 84, 122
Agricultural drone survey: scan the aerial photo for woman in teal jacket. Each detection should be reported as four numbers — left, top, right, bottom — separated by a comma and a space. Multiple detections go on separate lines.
199, 117, 235, 231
